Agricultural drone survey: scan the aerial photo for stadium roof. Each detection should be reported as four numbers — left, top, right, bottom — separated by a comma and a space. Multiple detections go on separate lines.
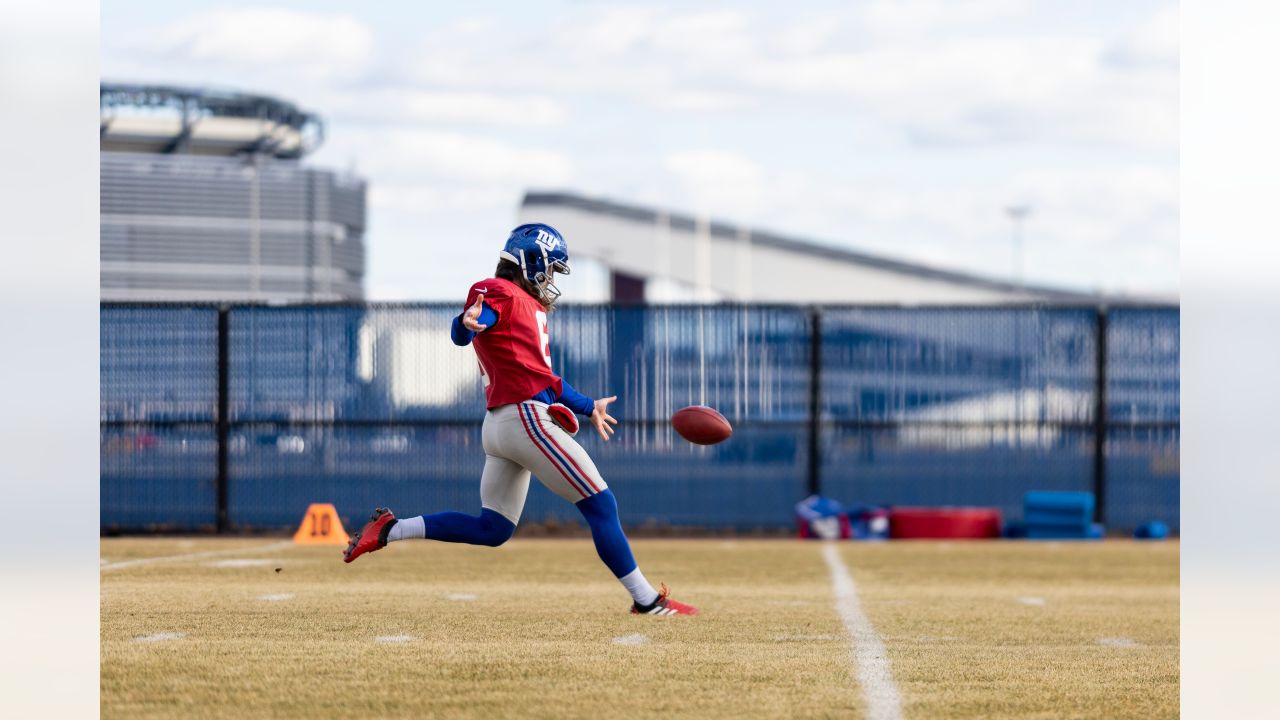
100, 82, 324, 159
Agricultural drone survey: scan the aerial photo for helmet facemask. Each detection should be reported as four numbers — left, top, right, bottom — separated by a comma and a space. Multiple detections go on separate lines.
533, 258, 570, 304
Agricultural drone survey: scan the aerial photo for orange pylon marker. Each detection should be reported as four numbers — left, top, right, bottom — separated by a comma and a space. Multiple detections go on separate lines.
293, 503, 351, 545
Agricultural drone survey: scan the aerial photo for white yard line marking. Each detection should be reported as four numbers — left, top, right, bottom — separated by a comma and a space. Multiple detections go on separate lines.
1018, 596, 1046, 606
374, 635, 415, 643
612, 634, 650, 646
100, 541, 293, 572
133, 632, 184, 643
446, 592, 478, 601
906, 635, 959, 643
1098, 637, 1139, 647
258, 593, 294, 602
822, 543, 903, 720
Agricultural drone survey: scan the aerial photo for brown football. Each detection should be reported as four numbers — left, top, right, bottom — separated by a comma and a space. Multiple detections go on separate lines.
671, 405, 733, 445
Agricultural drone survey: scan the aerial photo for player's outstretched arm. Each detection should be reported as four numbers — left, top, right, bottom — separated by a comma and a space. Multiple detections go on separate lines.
590, 395, 618, 441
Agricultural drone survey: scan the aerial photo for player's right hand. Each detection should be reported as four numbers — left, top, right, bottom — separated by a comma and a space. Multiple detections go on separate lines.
590, 395, 618, 441
463, 294, 488, 332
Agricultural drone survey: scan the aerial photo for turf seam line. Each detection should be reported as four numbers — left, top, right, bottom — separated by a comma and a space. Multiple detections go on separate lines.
100, 541, 294, 571
822, 543, 903, 720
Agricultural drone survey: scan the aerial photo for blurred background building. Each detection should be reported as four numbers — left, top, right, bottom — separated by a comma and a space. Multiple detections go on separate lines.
519, 192, 1105, 305
100, 82, 367, 301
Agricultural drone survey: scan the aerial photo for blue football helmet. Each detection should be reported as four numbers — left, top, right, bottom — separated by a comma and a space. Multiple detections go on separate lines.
500, 223, 571, 302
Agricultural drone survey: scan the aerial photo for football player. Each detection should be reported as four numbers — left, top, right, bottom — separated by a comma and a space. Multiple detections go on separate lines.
344, 223, 697, 617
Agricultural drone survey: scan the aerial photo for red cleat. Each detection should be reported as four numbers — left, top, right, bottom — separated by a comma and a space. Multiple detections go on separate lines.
343, 507, 397, 563
631, 583, 699, 616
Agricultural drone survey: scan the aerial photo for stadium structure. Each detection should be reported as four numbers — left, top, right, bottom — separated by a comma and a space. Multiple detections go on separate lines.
100, 82, 367, 301
518, 191, 1109, 304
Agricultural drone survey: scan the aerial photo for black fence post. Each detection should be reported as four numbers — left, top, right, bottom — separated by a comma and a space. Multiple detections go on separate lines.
216, 306, 231, 533
807, 306, 823, 497
1093, 307, 1108, 525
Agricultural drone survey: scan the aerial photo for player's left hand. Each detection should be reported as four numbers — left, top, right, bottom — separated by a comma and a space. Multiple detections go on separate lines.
590, 396, 618, 441
462, 294, 488, 332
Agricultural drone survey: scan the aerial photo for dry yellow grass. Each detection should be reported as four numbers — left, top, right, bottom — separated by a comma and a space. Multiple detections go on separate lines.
101, 537, 1177, 719
845, 542, 1179, 719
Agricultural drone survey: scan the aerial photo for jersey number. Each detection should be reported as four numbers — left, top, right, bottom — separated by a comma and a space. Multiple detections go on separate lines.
536, 311, 551, 368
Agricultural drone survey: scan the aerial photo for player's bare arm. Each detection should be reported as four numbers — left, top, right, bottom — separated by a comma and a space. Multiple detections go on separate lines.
590, 395, 618, 441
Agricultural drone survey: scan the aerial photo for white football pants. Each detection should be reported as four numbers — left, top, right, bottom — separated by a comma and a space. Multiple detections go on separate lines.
479, 401, 608, 524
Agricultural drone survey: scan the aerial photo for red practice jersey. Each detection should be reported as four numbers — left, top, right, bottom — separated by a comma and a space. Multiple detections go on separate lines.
465, 278, 562, 409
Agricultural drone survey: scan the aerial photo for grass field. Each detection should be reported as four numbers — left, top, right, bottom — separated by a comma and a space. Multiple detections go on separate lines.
101, 537, 1178, 719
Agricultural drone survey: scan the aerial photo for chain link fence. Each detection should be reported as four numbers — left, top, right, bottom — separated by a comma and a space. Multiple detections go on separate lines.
101, 303, 1178, 534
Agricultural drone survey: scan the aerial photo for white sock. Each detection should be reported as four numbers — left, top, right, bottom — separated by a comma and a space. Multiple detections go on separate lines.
619, 567, 660, 606
387, 516, 425, 542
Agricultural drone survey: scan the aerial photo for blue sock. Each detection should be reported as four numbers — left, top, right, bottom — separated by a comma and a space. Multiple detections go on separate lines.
422, 508, 515, 548
576, 490, 638, 578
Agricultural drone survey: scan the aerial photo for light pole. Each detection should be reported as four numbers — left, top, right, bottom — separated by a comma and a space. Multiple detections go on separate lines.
1005, 204, 1032, 285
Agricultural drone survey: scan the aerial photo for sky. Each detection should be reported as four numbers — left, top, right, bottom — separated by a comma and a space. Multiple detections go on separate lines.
101, 0, 1179, 301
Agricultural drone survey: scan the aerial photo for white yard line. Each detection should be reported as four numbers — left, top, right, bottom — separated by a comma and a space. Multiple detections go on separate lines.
822, 543, 903, 720
100, 541, 293, 571
612, 634, 650, 646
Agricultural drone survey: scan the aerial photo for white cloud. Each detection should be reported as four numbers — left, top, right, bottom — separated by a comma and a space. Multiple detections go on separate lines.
141, 8, 374, 82
648, 11, 755, 64
408, 5, 1177, 150
767, 14, 845, 56
859, 0, 1030, 38
570, 6, 664, 57
751, 33, 1175, 148
663, 149, 765, 216
650, 91, 755, 113
327, 90, 567, 127
367, 185, 516, 214
355, 129, 571, 184
1107, 5, 1179, 69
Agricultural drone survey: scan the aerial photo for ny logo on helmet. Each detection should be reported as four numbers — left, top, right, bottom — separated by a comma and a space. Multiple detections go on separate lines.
533, 229, 561, 252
